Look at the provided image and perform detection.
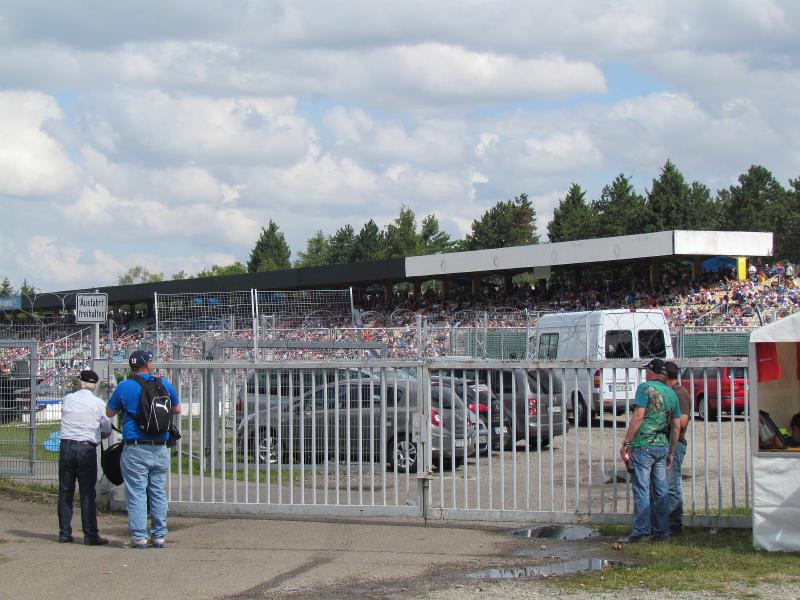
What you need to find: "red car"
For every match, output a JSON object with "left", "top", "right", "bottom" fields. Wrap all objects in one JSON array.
[{"left": 680, "top": 366, "right": 748, "bottom": 419}]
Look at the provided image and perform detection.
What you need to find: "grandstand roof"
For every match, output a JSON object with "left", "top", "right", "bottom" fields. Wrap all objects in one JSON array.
[
  {"left": 406, "top": 230, "right": 773, "bottom": 279},
  {"left": 28, "top": 229, "right": 772, "bottom": 311}
]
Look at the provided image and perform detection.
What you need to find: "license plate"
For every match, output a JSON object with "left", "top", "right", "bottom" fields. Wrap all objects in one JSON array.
[
  {"left": 609, "top": 383, "right": 630, "bottom": 392},
  {"left": 455, "top": 439, "right": 465, "bottom": 448},
  {"left": 550, "top": 406, "right": 561, "bottom": 413},
  {"left": 493, "top": 426, "right": 507, "bottom": 435},
  {"left": 479, "top": 435, "right": 487, "bottom": 444}
]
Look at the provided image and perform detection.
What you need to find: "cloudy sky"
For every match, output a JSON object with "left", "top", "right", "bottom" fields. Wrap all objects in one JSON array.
[{"left": 1, "top": 1, "right": 798, "bottom": 293}]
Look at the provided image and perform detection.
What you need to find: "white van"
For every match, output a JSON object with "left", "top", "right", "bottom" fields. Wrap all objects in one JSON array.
[{"left": 534, "top": 309, "right": 673, "bottom": 424}]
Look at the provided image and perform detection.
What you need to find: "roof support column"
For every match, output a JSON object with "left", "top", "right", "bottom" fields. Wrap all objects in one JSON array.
[
  {"left": 649, "top": 261, "right": 660, "bottom": 287},
  {"left": 503, "top": 273, "right": 512, "bottom": 295},
  {"left": 736, "top": 256, "right": 747, "bottom": 281},
  {"left": 413, "top": 280, "right": 421, "bottom": 298},
  {"left": 440, "top": 279, "right": 449, "bottom": 300},
  {"left": 692, "top": 258, "right": 702, "bottom": 280},
  {"left": 383, "top": 282, "right": 393, "bottom": 303},
  {"left": 471, "top": 275, "right": 481, "bottom": 296}
]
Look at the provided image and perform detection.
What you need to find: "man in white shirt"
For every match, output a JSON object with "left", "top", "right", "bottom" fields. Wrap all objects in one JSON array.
[{"left": 58, "top": 370, "right": 112, "bottom": 545}]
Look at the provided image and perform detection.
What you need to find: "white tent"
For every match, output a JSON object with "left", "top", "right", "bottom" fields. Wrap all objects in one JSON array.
[{"left": 749, "top": 312, "right": 800, "bottom": 551}]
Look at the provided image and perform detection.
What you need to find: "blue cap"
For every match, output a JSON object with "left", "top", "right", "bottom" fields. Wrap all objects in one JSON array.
[{"left": 129, "top": 350, "right": 151, "bottom": 369}]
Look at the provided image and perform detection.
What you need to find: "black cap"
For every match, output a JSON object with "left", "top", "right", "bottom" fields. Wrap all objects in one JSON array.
[
  {"left": 129, "top": 350, "right": 151, "bottom": 369},
  {"left": 642, "top": 358, "right": 669, "bottom": 376},
  {"left": 79, "top": 370, "right": 99, "bottom": 384}
]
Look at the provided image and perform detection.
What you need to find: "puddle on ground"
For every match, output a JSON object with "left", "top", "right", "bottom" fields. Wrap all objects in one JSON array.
[
  {"left": 511, "top": 525, "right": 598, "bottom": 541},
  {"left": 465, "top": 559, "right": 629, "bottom": 580}
]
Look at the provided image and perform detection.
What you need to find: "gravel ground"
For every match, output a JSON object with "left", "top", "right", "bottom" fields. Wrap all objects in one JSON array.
[{"left": 401, "top": 579, "right": 800, "bottom": 600}]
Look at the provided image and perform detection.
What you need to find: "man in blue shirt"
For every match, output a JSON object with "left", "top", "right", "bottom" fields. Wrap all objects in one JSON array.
[{"left": 107, "top": 350, "right": 180, "bottom": 549}]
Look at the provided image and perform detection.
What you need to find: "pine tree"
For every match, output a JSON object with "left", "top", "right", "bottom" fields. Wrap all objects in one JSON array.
[
  {"left": 296, "top": 230, "right": 331, "bottom": 267},
  {"left": 327, "top": 225, "right": 357, "bottom": 264},
  {"left": 353, "top": 220, "right": 385, "bottom": 261},
  {"left": 466, "top": 193, "right": 539, "bottom": 250},
  {"left": 547, "top": 183, "right": 597, "bottom": 242},
  {"left": 247, "top": 220, "right": 291, "bottom": 272}
]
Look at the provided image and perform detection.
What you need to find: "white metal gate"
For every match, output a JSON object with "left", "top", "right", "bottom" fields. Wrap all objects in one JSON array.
[{"left": 117, "top": 358, "right": 750, "bottom": 527}]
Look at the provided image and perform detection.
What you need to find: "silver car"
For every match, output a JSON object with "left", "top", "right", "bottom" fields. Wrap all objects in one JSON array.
[{"left": 237, "top": 374, "right": 476, "bottom": 472}]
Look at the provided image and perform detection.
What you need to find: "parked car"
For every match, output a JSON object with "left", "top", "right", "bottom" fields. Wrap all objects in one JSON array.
[
  {"left": 0, "top": 375, "right": 44, "bottom": 424},
  {"left": 234, "top": 367, "right": 385, "bottom": 425},
  {"left": 429, "top": 375, "right": 512, "bottom": 452},
  {"left": 680, "top": 366, "right": 748, "bottom": 419},
  {"left": 478, "top": 368, "right": 567, "bottom": 449},
  {"left": 237, "top": 374, "right": 476, "bottom": 473}
]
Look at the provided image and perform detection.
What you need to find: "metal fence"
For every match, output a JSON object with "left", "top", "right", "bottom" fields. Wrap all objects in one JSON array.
[{"left": 2, "top": 354, "right": 751, "bottom": 527}]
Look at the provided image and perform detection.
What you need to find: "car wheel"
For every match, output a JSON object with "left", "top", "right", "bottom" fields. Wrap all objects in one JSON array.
[
  {"left": 250, "top": 428, "right": 280, "bottom": 463},
  {"left": 389, "top": 434, "right": 417, "bottom": 473},
  {"left": 575, "top": 395, "right": 588, "bottom": 426},
  {"left": 529, "top": 438, "right": 550, "bottom": 450},
  {"left": 697, "top": 396, "right": 717, "bottom": 421}
]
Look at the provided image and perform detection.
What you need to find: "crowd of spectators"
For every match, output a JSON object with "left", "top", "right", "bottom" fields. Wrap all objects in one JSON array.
[{"left": 3, "top": 262, "right": 800, "bottom": 375}]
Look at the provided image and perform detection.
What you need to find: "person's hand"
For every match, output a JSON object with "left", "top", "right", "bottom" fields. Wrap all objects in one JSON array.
[
  {"left": 666, "top": 454, "right": 673, "bottom": 469},
  {"left": 619, "top": 446, "right": 630, "bottom": 461}
]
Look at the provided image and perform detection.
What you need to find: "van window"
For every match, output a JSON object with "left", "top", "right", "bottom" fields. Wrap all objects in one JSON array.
[
  {"left": 538, "top": 333, "right": 559, "bottom": 359},
  {"left": 638, "top": 329, "right": 667, "bottom": 358},
  {"left": 605, "top": 330, "right": 633, "bottom": 359}
]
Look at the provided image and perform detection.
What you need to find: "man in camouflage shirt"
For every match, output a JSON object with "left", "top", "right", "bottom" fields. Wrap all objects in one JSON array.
[{"left": 620, "top": 358, "right": 682, "bottom": 543}]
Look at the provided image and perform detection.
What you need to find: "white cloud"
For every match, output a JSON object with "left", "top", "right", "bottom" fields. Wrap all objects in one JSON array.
[
  {"left": 0, "top": 91, "right": 78, "bottom": 197},
  {"left": 0, "top": 1, "right": 799, "bottom": 292},
  {"left": 98, "top": 91, "right": 313, "bottom": 166}
]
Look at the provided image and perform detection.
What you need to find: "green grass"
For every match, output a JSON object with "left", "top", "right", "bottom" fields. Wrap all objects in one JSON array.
[
  {"left": 0, "top": 422, "right": 61, "bottom": 461},
  {"left": 0, "top": 476, "right": 58, "bottom": 500},
  {"left": 559, "top": 527, "right": 800, "bottom": 595},
  {"left": 170, "top": 451, "right": 297, "bottom": 484}
]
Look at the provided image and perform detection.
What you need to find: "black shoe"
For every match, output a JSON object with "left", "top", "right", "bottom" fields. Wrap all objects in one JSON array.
[
  {"left": 653, "top": 535, "right": 671, "bottom": 542},
  {"left": 84, "top": 536, "right": 109, "bottom": 546},
  {"left": 58, "top": 536, "right": 74, "bottom": 543},
  {"left": 670, "top": 527, "right": 682, "bottom": 537},
  {"left": 620, "top": 535, "right": 648, "bottom": 544}
]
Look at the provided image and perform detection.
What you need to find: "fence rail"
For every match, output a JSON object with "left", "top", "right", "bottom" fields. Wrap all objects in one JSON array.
[{"left": 1, "top": 348, "right": 751, "bottom": 527}]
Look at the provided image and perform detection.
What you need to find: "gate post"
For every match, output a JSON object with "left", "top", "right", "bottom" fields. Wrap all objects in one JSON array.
[{"left": 416, "top": 362, "right": 431, "bottom": 521}]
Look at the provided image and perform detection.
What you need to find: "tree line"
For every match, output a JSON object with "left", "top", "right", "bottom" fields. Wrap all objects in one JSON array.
[
  {"left": 2, "top": 160, "right": 797, "bottom": 292},
  {"left": 244, "top": 161, "right": 800, "bottom": 275}
]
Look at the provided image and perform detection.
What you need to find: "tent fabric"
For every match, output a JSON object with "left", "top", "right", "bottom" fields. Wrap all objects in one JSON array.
[
  {"left": 750, "top": 314, "right": 800, "bottom": 552},
  {"left": 750, "top": 311, "right": 800, "bottom": 343},
  {"left": 753, "top": 456, "right": 800, "bottom": 551},
  {"left": 755, "top": 342, "right": 781, "bottom": 382}
]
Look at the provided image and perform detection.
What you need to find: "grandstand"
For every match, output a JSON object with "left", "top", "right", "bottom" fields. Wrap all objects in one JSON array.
[{"left": 2, "top": 228, "right": 791, "bottom": 365}]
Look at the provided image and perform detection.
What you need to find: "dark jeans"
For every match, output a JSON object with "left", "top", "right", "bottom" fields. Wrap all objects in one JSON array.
[{"left": 58, "top": 443, "right": 99, "bottom": 539}]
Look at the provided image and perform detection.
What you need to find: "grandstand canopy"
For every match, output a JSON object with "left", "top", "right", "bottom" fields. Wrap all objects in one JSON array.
[
  {"left": 25, "top": 230, "right": 772, "bottom": 312},
  {"left": 406, "top": 230, "right": 773, "bottom": 278}
]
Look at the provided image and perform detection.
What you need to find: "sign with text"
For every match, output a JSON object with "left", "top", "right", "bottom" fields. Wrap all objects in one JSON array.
[{"left": 75, "top": 293, "right": 108, "bottom": 323}]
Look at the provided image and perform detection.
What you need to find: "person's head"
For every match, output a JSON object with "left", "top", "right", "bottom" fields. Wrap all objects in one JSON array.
[
  {"left": 664, "top": 361, "right": 680, "bottom": 383},
  {"left": 128, "top": 350, "right": 151, "bottom": 374},
  {"left": 791, "top": 412, "right": 800, "bottom": 440},
  {"left": 643, "top": 358, "right": 670, "bottom": 383},
  {"left": 78, "top": 369, "right": 99, "bottom": 392}
]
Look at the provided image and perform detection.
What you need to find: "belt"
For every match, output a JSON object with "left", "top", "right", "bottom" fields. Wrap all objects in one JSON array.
[
  {"left": 124, "top": 440, "right": 166, "bottom": 446},
  {"left": 61, "top": 439, "right": 97, "bottom": 447}
]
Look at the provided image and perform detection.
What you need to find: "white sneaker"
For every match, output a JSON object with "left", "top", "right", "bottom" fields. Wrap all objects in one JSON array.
[
  {"left": 125, "top": 538, "right": 148, "bottom": 549},
  {"left": 151, "top": 537, "right": 165, "bottom": 549}
]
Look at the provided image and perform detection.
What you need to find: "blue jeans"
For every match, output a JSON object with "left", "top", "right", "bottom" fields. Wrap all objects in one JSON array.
[
  {"left": 668, "top": 442, "right": 687, "bottom": 532},
  {"left": 631, "top": 445, "right": 670, "bottom": 539},
  {"left": 121, "top": 444, "right": 169, "bottom": 540}
]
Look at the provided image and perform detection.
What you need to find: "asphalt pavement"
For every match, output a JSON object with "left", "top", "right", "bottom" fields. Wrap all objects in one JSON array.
[{"left": 0, "top": 490, "right": 609, "bottom": 600}]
